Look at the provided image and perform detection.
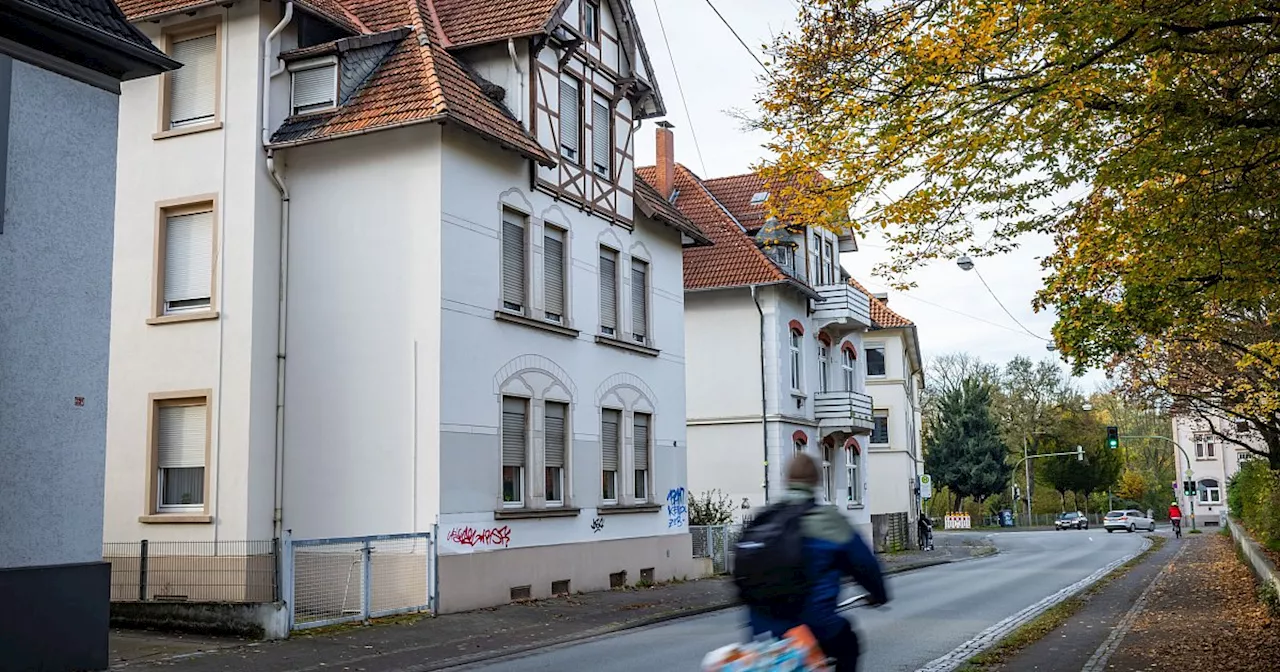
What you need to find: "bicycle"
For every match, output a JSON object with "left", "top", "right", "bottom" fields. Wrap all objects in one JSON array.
[
  {"left": 1172, "top": 518, "right": 1182, "bottom": 539},
  {"left": 701, "top": 594, "right": 881, "bottom": 671}
]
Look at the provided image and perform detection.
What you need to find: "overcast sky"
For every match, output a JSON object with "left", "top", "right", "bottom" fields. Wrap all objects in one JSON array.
[{"left": 629, "top": 0, "right": 1108, "bottom": 389}]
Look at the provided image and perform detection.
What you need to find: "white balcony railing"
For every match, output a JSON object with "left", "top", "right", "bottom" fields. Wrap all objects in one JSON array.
[
  {"left": 812, "top": 284, "right": 873, "bottom": 330},
  {"left": 814, "top": 390, "right": 875, "bottom": 432}
]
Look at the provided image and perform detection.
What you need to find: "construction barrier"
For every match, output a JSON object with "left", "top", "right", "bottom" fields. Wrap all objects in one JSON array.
[{"left": 944, "top": 513, "right": 972, "bottom": 530}]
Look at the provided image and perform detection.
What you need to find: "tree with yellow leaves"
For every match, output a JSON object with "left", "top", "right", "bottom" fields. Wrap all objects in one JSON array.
[{"left": 756, "top": 1, "right": 1280, "bottom": 466}]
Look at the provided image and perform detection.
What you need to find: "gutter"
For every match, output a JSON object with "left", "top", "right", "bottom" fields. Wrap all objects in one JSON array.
[
  {"left": 686, "top": 279, "right": 821, "bottom": 301},
  {"left": 750, "top": 285, "right": 770, "bottom": 505}
]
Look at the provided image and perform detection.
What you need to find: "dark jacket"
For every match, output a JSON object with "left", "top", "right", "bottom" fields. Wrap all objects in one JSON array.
[{"left": 747, "top": 487, "right": 888, "bottom": 643}]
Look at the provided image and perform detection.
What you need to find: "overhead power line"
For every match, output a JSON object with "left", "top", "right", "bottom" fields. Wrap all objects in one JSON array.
[
  {"left": 700, "top": 0, "right": 770, "bottom": 74},
  {"left": 652, "top": 0, "right": 708, "bottom": 176}
]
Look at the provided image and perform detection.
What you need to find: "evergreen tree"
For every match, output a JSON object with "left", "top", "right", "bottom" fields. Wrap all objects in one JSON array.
[{"left": 926, "top": 378, "right": 1012, "bottom": 509}]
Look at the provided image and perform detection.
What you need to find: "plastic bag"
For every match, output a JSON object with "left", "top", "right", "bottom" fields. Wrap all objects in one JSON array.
[{"left": 701, "top": 625, "right": 827, "bottom": 671}]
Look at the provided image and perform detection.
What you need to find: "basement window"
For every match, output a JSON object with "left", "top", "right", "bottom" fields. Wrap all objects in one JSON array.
[{"left": 289, "top": 57, "right": 338, "bottom": 115}]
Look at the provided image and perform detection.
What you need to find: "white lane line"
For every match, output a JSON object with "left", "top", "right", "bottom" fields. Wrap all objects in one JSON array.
[
  {"left": 914, "top": 537, "right": 1153, "bottom": 672},
  {"left": 1079, "top": 540, "right": 1188, "bottom": 672}
]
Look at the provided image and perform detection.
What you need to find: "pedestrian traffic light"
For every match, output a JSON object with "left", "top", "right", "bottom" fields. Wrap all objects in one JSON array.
[
  {"left": 1183, "top": 481, "right": 1196, "bottom": 496},
  {"left": 1106, "top": 426, "right": 1119, "bottom": 449}
]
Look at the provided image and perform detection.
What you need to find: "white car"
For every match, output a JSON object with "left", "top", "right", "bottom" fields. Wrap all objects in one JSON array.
[{"left": 1103, "top": 509, "right": 1155, "bottom": 533}]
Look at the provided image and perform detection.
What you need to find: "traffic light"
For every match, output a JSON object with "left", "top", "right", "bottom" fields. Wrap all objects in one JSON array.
[
  {"left": 1106, "top": 426, "right": 1119, "bottom": 450},
  {"left": 1182, "top": 481, "right": 1196, "bottom": 496}
]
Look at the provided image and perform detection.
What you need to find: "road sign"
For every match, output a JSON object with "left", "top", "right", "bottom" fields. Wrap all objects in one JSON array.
[{"left": 919, "top": 474, "right": 933, "bottom": 500}]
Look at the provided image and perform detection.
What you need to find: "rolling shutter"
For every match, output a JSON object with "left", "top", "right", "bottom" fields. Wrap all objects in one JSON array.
[
  {"left": 158, "top": 404, "right": 206, "bottom": 469},
  {"left": 559, "top": 76, "right": 580, "bottom": 159},
  {"left": 544, "top": 227, "right": 565, "bottom": 319},
  {"left": 502, "top": 397, "right": 527, "bottom": 467},
  {"left": 601, "top": 409, "right": 620, "bottom": 471},
  {"left": 600, "top": 250, "right": 617, "bottom": 333},
  {"left": 169, "top": 34, "right": 217, "bottom": 127},
  {"left": 545, "top": 402, "right": 566, "bottom": 469},
  {"left": 502, "top": 213, "right": 526, "bottom": 309},
  {"left": 631, "top": 260, "right": 648, "bottom": 339},
  {"left": 164, "top": 210, "right": 213, "bottom": 311},
  {"left": 592, "top": 95, "right": 611, "bottom": 177},
  {"left": 292, "top": 63, "right": 337, "bottom": 113},
  {"left": 633, "top": 413, "right": 650, "bottom": 469}
]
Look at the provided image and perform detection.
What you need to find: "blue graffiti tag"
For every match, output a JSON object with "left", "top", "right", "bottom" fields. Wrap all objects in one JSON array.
[{"left": 666, "top": 487, "right": 687, "bottom": 528}]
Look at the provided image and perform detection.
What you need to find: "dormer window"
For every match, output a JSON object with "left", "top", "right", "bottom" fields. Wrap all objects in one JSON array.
[
  {"left": 289, "top": 57, "right": 338, "bottom": 115},
  {"left": 750, "top": 191, "right": 769, "bottom": 205},
  {"left": 584, "top": 1, "right": 599, "bottom": 41}
]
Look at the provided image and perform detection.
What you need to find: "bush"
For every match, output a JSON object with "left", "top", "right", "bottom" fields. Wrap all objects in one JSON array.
[
  {"left": 1227, "top": 461, "right": 1280, "bottom": 547},
  {"left": 688, "top": 489, "right": 736, "bottom": 526}
]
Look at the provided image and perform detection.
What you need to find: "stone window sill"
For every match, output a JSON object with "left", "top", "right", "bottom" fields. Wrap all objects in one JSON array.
[
  {"left": 139, "top": 514, "right": 213, "bottom": 524},
  {"left": 494, "top": 507, "right": 582, "bottom": 520},
  {"left": 147, "top": 310, "right": 219, "bottom": 326},
  {"left": 597, "top": 504, "right": 663, "bottom": 515},
  {"left": 594, "top": 335, "right": 659, "bottom": 357},
  {"left": 153, "top": 121, "right": 223, "bottom": 140},
  {"left": 494, "top": 311, "right": 580, "bottom": 338}
]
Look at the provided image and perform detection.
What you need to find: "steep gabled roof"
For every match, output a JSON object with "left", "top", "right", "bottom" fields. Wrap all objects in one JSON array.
[
  {"left": 633, "top": 177, "right": 711, "bottom": 246},
  {"left": 702, "top": 169, "right": 827, "bottom": 232},
  {"left": 431, "top": 0, "right": 560, "bottom": 47},
  {"left": 639, "top": 164, "right": 798, "bottom": 291}
]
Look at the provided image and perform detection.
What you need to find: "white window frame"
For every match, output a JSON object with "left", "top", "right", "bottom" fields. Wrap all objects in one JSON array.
[
  {"left": 591, "top": 92, "right": 612, "bottom": 179},
  {"left": 630, "top": 257, "right": 650, "bottom": 345},
  {"left": 501, "top": 396, "right": 528, "bottom": 508},
  {"left": 818, "top": 342, "right": 830, "bottom": 393},
  {"left": 822, "top": 445, "right": 834, "bottom": 504},
  {"left": 794, "top": 439, "right": 805, "bottom": 455},
  {"left": 825, "top": 239, "right": 837, "bottom": 282},
  {"left": 583, "top": 0, "right": 599, "bottom": 41},
  {"left": 633, "top": 412, "right": 652, "bottom": 504},
  {"left": 288, "top": 56, "right": 339, "bottom": 115},
  {"left": 161, "top": 22, "right": 220, "bottom": 133},
  {"left": 154, "top": 398, "right": 209, "bottom": 513},
  {"left": 871, "top": 410, "right": 890, "bottom": 446},
  {"left": 846, "top": 446, "right": 861, "bottom": 505},
  {"left": 789, "top": 329, "right": 803, "bottom": 392},
  {"left": 601, "top": 408, "right": 621, "bottom": 504},
  {"left": 157, "top": 200, "right": 216, "bottom": 319},
  {"left": 842, "top": 348, "right": 856, "bottom": 391},
  {"left": 544, "top": 401, "right": 568, "bottom": 507},
  {"left": 559, "top": 74, "right": 582, "bottom": 162},
  {"left": 500, "top": 208, "right": 529, "bottom": 314},
  {"left": 543, "top": 224, "right": 568, "bottom": 324},
  {"left": 599, "top": 246, "right": 620, "bottom": 336},
  {"left": 1198, "top": 480, "right": 1221, "bottom": 504},
  {"left": 865, "top": 344, "right": 887, "bottom": 378}
]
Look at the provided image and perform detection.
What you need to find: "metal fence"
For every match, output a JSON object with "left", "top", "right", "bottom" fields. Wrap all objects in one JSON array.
[
  {"left": 103, "top": 540, "right": 278, "bottom": 603},
  {"left": 285, "top": 531, "right": 435, "bottom": 631},
  {"left": 690, "top": 525, "right": 741, "bottom": 575}
]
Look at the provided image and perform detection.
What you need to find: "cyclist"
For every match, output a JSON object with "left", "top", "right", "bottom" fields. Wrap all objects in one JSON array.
[
  {"left": 742, "top": 454, "right": 888, "bottom": 671},
  {"left": 1169, "top": 501, "right": 1183, "bottom": 538}
]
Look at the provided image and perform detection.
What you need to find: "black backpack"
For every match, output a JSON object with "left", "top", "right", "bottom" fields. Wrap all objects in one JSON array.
[{"left": 732, "top": 498, "right": 816, "bottom": 618}]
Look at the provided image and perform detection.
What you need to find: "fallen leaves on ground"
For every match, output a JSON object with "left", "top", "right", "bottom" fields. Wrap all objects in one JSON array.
[{"left": 1108, "top": 534, "right": 1278, "bottom": 671}]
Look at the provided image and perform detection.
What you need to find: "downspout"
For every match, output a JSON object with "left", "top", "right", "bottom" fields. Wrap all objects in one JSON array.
[
  {"left": 264, "top": 0, "right": 294, "bottom": 539},
  {"left": 751, "top": 286, "right": 770, "bottom": 505},
  {"left": 507, "top": 39, "right": 524, "bottom": 124}
]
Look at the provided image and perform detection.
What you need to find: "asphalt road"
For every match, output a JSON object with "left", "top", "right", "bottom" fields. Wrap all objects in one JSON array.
[{"left": 452, "top": 530, "right": 1150, "bottom": 672}]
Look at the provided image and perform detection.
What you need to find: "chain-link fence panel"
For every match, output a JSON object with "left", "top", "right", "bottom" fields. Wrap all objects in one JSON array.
[
  {"left": 103, "top": 540, "right": 276, "bottom": 603},
  {"left": 287, "top": 532, "right": 434, "bottom": 631}
]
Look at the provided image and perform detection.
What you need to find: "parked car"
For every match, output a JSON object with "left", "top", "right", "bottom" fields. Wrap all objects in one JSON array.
[
  {"left": 1103, "top": 509, "right": 1155, "bottom": 533},
  {"left": 1055, "top": 511, "right": 1089, "bottom": 530}
]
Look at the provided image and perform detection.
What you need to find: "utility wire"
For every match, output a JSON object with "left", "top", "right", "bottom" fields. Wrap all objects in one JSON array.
[
  {"left": 971, "top": 268, "right": 1053, "bottom": 342},
  {"left": 652, "top": 0, "right": 708, "bottom": 176},
  {"left": 701, "top": 0, "right": 771, "bottom": 74},
  {"left": 858, "top": 278, "right": 1048, "bottom": 341}
]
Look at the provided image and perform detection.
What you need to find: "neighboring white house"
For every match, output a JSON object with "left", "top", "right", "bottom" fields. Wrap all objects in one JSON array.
[
  {"left": 853, "top": 284, "right": 925, "bottom": 551},
  {"left": 1171, "top": 414, "right": 1268, "bottom": 526},
  {"left": 640, "top": 152, "right": 878, "bottom": 541},
  {"left": 0, "top": 1, "right": 174, "bottom": 667},
  {"left": 101, "top": 0, "right": 710, "bottom": 613}
]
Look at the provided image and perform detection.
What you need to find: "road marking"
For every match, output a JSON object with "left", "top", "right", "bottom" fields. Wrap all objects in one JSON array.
[
  {"left": 914, "top": 538, "right": 1153, "bottom": 672},
  {"left": 1079, "top": 540, "right": 1188, "bottom": 672}
]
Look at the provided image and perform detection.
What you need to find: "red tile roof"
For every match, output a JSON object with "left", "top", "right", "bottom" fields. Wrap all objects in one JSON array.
[
  {"left": 432, "top": 0, "right": 560, "bottom": 48},
  {"left": 848, "top": 278, "right": 914, "bottom": 328},
  {"left": 633, "top": 178, "right": 711, "bottom": 246},
  {"left": 702, "top": 169, "right": 826, "bottom": 231},
  {"left": 639, "top": 164, "right": 794, "bottom": 291}
]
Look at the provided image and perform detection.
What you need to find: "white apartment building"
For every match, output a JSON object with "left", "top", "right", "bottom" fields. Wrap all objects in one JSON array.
[
  {"left": 101, "top": 0, "right": 710, "bottom": 612},
  {"left": 1172, "top": 414, "right": 1268, "bottom": 526},
  {"left": 855, "top": 285, "right": 925, "bottom": 551},
  {"left": 646, "top": 154, "right": 878, "bottom": 540}
]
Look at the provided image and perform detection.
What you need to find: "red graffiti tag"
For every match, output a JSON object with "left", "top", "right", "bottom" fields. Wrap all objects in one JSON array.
[{"left": 447, "top": 525, "right": 513, "bottom": 548}]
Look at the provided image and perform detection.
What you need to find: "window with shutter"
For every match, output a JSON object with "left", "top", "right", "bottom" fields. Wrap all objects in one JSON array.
[
  {"left": 544, "top": 226, "right": 566, "bottom": 323},
  {"left": 163, "top": 208, "right": 214, "bottom": 314},
  {"left": 291, "top": 60, "right": 338, "bottom": 114},
  {"left": 502, "top": 397, "right": 527, "bottom": 505},
  {"left": 157, "top": 402, "right": 207, "bottom": 510},
  {"left": 599, "top": 248, "right": 618, "bottom": 335},
  {"left": 601, "top": 408, "right": 620, "bottom": 502},
  {"left": 633, "top": 413, "right": 650, "bottom": 502},
  {"left": 502, "top": 210, "right": 526, "bottom": 312},
  {"left": 592, "top": 94, "right": 611, "bottom": 178},
  {"left": 559, "top": 76, "right": 581, "bottom": 161},
  {"left": 631, "top": 260, "right": 648, "bottom": 343},
  {"left": 167, "top": 32, "right": 217, "bottom": 128},
  {"left": 545, "top": 402, "right": 567, "bottom": 504}
]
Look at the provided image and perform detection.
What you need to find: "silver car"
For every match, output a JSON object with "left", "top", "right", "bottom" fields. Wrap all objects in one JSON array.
[{"left": 1103, "top": 509, "right": 1155, "bottom": 533}]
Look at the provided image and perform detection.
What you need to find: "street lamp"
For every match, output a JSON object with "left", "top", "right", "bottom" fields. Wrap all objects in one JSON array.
[
  {"left": 956, "top": 255, "right": 1056, "bottom": 352},
  {"left": 956, "top": 255, "right": 975, "bottom": 271}
]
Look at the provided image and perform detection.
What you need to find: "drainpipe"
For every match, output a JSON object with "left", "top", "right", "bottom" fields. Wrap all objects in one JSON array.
[
  {"left": 751, "top": 286, "right": 770, "bottom": 505},
  {"left": 507, "top": 39, "right": 524, "bottom": 124},
  {"left": 264, "top": 0, "right": 294, "bottom": 539}
]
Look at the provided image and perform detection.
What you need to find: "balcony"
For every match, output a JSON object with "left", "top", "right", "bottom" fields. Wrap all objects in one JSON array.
[
  {"left": 814, "top": 390, "right": 875, "bottom": 433},
  {"left": 812, "top": 284, "right": 873, "bottom": 332}
]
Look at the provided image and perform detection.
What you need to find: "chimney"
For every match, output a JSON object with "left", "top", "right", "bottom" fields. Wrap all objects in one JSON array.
[
  {"left": 655, "top": 121, "right": 675, "bottom": 199},
  {"left": 873, "top": 292, "right": 889, "bottom": 305}
]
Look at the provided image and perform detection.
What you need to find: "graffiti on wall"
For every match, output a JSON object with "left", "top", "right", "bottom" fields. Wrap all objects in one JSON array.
[
  {"left": 447, "top": 525, "right": 513, "bottom": 548},
  {"left": 666, "top": 487, "right": 688, "bottom": 528},
  {"left": 591, "top": 517, "right": 605, "bottom": 533}
]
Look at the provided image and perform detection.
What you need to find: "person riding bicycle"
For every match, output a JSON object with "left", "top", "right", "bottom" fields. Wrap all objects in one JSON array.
[
  {"left": 740, "top": 454, "right": 889, "bottom": 671},
  {"left": 1169, "top": 502, "right": 1183, "bottom": 531}
]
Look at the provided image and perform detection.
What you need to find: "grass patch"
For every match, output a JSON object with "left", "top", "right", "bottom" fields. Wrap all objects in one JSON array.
[
  {"left": 958, "top": 536, "right": 1166, "bottom": 671},
  {"left": 1189, "top": 529, "right": 1203, "bottom": 534}
]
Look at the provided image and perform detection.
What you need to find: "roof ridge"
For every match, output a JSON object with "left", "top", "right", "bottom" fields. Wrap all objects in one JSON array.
[
  {"left": 327, "top": 0, "right": 372, "bottom": 34},
  {"left": 674, "top": 164, "right": 787, "bottom": 286}
]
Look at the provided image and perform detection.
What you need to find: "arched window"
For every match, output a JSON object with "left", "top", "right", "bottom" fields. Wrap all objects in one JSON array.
[
  {"left": 789, "top": 328, "right": 803, "bottom": 391},
  {"left": 818, "top": 342, "right": 830, "bottom": 393},
  {"left": 495, "top": 356, "right": 575, "bottom": 509},
  {"left": 841, "top": 343, "right": 857, "bottom": 391},
  {"left": 1198, "top": 478, "right": 1221, "bottom": 504}
]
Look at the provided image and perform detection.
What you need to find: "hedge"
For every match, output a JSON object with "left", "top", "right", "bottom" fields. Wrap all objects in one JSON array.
[{"left": 1227, "top": 461, "right": 1280, "bottom": 550}]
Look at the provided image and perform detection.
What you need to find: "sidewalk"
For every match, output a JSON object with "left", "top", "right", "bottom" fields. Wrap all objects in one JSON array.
[{"left": 110, "top": 537, "right": 991, "bottom": 670}]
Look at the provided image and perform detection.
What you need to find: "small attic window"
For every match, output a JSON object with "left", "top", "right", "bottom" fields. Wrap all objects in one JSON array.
[
  {"left": 750, "top": 191, "right": 769, "bottom": 205},
  {"left": 289, "top": 57, "right": 339, "bottom": 115}
]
